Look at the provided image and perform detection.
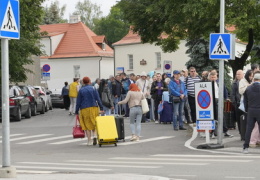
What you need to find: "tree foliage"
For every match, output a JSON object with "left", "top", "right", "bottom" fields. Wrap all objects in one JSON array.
[
  {"left": 73, "top": 0, "right": 102, "bottom": 30},
  {"left": 93, "top": 5, "right": 129, "bottom": 46},
  {"left": 0, "top": 0, "right": 44, "bottom": 83},
  {"left": 42, "top": 0, "right": 67, "bottom": 24},
  {"left": 118, "top": 0, "right": 260, "bottom": 78}
]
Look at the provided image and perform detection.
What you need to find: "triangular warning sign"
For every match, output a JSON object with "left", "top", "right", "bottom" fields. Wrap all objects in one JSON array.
[
  {"left": 211, "top": 35, "right": 229, "bottom": 55},
  {"left": 0, "top": 1, "right": 18, "bottom": 32}
]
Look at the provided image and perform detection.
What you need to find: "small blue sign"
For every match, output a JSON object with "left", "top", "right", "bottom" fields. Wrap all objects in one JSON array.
[
  {"left": 0, "top": 0, "right": 20, "bottom": 39},
  {"left": 210, "top": 33, "right": 231, "bottom": 59},
  {"left": 199, "top": 111, "right": 211, "bottom": 119},
  {"left": 42, "top": 72, "right": 50, "bottom": 77},
  {"left": 196, "top": 120, "right": 215, "bottom": 130}
]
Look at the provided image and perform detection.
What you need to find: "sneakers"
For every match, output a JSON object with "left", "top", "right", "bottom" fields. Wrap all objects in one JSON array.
[
  {"left": 224, "top": 132, "right": 234, "bottom": 138},
  {"left": 155, "top": 120, "right": 159, "bottom": 124},
  {"left": 69, "top": 112, "right": 72, "bottom": 115},
  {"left": 130, "top": 135, "right": 137, "bottom": 141},
  {"left": 136, "top": 136, "right": 140, "bottom": 142},
  {"left": 87, "top": 140, "right": 93, "bottom": 146},
  {"left": 211, "top": 133, "right": 216, "bottom": 139},
  {"left": 179, "top": 127, "right": 187, "bottom": 130},
  {"left": 242, "top": 148, "right": 249, "bottom": 154},
  {"left": 249, "top": 144, "right": 257, "bottom": 148},
  {"left": 174, "top": 128, "right": 178, "bottom": 131},
  {"left": 93, "top": 137, "right": 97, "bottom": 146}
]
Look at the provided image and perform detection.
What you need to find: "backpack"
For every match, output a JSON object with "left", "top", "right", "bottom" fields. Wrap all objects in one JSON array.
[{"left": 122, "top": 79, "right": 129, "bottom": 92}]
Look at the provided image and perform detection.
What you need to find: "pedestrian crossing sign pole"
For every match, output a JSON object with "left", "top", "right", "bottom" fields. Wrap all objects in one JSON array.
[
  {"left": 209, "top": 33, "right": 235, "bottom": 60},
  {"left": 0, "top": 0, "right": 19, "bottom": 177}
]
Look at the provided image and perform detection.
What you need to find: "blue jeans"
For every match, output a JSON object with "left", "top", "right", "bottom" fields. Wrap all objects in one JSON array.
[
  {"left": 103, "top": 106, "right": 111, "bottom": 115},
  {"left": 113, "top": 96, "right": 120, "bottom": 115},
  {"left": 172, "top": 101, "right": 184, "bottom": 129},
  {"left": 129, "top": 106, "right": 142, "bottom": 136}
]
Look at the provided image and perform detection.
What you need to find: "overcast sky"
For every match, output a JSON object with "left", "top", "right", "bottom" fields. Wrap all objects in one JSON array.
[{"left": 42, "top": 0, "right": 118, "bottom": 19}]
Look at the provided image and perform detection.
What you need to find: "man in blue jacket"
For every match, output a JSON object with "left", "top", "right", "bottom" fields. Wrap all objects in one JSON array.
[{"left": 169, "top": 70, "right": 187, "bottom": 131}]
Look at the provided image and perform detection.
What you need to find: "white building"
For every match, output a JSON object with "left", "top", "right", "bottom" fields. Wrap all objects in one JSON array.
[
  {"left": 39, "top": 20, "right": 114, "bottom": 90},
  {"left": 113, "top": 29, "right": 189, "bottom": 76}
]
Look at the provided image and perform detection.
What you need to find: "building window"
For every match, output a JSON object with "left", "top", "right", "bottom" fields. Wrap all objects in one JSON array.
[
  {"left": 128, "top": 54, "right": 133, "bottom": 70},
  {"left": 74, "top": 65, "right": 80, "bottom": 78},
  {"left": 155, "top": 52, "right": 161, "bottom": 68}
]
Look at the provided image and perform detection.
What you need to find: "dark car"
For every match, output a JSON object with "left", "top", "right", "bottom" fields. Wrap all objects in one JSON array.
[
  {"left": 5, "top": 85, "right": 31, "bottom": 121},
  {"left": 19, "top": 85, "right": 45, "bottom": 116},
  {"left": 50, "top": 89, "right": 64, "bottom": 108}
]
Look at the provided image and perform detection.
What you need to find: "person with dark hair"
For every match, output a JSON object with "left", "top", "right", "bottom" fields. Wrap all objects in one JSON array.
[
  {"left": 251, "top": 64, "right": 259, "bottom": 73},
  {"left": 75, "top": 77, "right": 103, "bottom": 146},
  {"left": 161, "top": 73, "right": 168, "bottom": 82},
  {"left": 61, "top": 81, "right": 70, "bottom": 110},
  {"left": 242, "top": 73, "right": 260, "bottom": 154},
  {"left": 112, "top": 75, "right": 122, "bottom": 115},
  {"left": 98, "top": 79, "right": 114, "bottom": 115},
  {"left": 120, "top": 72, "right": 130, "bottom": 117},
  {"left": 118, "top": 84, "right": 144, "bottom": 141},
  {"left": 150, "top": 73, "right": 168, "bottom": 123}
]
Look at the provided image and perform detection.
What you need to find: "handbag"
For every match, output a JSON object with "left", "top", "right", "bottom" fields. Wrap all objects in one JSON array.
[
  {"left": 158, "top": 101, "right": 164, "bottom": 115},
  {"left": 141, "top": 98, "right": 149, "bottom": 114},
  {"left": 73, "top": 115, "right": 85, "bottom": 138},
  {"left": 101, "top": 91, "right": 112, "bottom": 108},
  {"left": 169, "top": 95, "right": 180, "bottom": 103},
  {"left": 238, "top": 96, "right": 245, "bottom": 112}
]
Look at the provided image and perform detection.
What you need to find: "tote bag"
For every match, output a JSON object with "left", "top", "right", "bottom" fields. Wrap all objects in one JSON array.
[
  {"left": 141, "top": 98, "right": 149, "bottom": 114},
  {"left": 238, "top": 96, "right": 245, "bottom": 112}
]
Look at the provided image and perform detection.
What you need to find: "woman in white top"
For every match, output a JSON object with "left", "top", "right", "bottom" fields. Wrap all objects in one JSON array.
[
  {"left": 118, "top": 83, "right": 144, "bottom": 141},
  {"left": 239, "top": 70, "right": 253, "bottom": 95}
]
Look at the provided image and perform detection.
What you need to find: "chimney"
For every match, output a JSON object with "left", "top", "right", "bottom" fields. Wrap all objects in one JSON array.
[{"left": 69, "top": 15, "right": 81, "bottom": 23}]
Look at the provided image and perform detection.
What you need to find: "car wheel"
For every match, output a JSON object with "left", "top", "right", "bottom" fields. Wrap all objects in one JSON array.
[
  {"left": 14, "top": 107, "right": 22, "bottom": 121},
  {"left": 31, "top": 104, "right": 37, "bottom": 116},
  {"left": 25, "top": 105, "right": 32, "bottom": 119},
  {"left": 40, "top": 102, "right": 45, "bottom": 114}
]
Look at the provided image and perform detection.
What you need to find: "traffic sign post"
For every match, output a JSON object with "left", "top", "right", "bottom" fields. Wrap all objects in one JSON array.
[
  {"left": 0, "top": 0, "right": 19, "bottom": 177},
  {"left": 195, "top": 82, "right": 215, "bottom": 144}
]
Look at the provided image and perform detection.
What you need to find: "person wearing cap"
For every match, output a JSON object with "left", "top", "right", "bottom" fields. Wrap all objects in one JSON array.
[
  {"left": 136, "top": 71, "right": 151, "bottom": 122},
  {"left": 169, "top": 70, "right": 187, "bottom": 130},
  {"left": 242, "top": 72, "right": 260, "bottom": 154}
]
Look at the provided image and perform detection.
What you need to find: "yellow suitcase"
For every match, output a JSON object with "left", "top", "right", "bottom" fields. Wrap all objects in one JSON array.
[{"left": 96, "top": 116, "right": 118, "bottom": 147}]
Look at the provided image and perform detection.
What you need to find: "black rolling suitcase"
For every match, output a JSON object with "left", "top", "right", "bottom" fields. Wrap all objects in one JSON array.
[
  {"left": 115, "top": 116, "right": 125, "bottom": 141},
  {"left": 114, "top": 106, "right": 125, "bottom": 141},
  {"left": 224, "top": 101, "right": 236, "bottom": 129},
  {"left": 240, "top": 114, "right": 246, "bottom": 141}
]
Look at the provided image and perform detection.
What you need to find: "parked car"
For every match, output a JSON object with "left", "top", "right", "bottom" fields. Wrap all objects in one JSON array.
[
  {"left": 19, "top": 85, "right": 45, "bottom": 115},
  {"left": 1, "top": 85, "right": 32, "bottom": 121},
  {"left": 33, "top": 86, "right": 53, "bottom": 112},
  {"left": 50, "top": 89, "right": 64, "bottom": 108}
]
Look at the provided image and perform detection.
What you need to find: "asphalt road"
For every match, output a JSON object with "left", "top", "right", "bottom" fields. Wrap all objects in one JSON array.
[{"left": 0, "top": 108, "right": 260, "bottom": 180}]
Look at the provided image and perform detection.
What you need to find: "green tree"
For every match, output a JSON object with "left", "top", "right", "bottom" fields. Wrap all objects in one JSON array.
[
  {"left": 0, "top": 0, "right": 44, "bottom": 83},
  {"left": 93, "top": 5, "right": 129, "bottom": 46},
  {"left": 118, "top": 0, "right": 259, "bottom": 78},
  {"left": 42, "top": 0, "right": 67, "bottom": 24},
  {"left": 73, "top": 0, "right": 102, "bottom": 30}
]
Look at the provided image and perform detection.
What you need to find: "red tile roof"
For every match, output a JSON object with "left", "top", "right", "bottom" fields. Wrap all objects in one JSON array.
[
  {"left": 113, "top": 28, "right": 141, "bottom": 46},
  {"left": 40, "top": 22, "right": 113, "bottom": 59}
]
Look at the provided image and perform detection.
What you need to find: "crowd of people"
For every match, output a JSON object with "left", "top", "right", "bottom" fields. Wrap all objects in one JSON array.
[{"left": 60, "top": 65, "right": 260, "bottom": 153}]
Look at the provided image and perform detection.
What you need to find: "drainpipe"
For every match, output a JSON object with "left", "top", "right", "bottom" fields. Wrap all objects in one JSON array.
[
  {"left": 113, "top": 47, "right": 116, "bottom": 76},
  {"left": 99, "top": 57, "right": 103, "bottom": 78},
  {"left": 48, "top": 36, "right": 52, "bottom": 56}
]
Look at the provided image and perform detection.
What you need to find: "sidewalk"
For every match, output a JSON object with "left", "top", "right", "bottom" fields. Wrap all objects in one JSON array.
[
  {"left": 3, "top": 173, "right": 170, "bottom": 180},
  {"left": 189, "top": 124, "right": 260, "bottom": 154}
]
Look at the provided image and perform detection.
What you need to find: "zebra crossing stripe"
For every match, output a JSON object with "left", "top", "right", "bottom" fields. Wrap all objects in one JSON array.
[
  {"left": 17, "top": 162, "right": 160, "bottom": 169},
  {"left": 119, "top": 136, "right": 174, "bottom": 146},
  {"left": 152, "top": 154, "right": 260, "bottom": 159},
  {"left": 17, "top": 135, "right": 71, "bottom": 144},
  {"left": 0, "top": 134, "right": 23, "bottom": 139},
  {"left": 8, "top": 134, "right": 52, "bottom": 142}
]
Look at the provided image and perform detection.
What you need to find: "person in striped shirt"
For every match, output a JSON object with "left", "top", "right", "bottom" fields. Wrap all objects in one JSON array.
[{"left": 185, "top": 67, "right": 201, "bottom": 123}]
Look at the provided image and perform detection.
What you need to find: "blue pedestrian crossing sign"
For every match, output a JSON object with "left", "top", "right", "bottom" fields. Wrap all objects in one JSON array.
[
  {"left": 0, "top": 0, "right": 20, "bottom": 39},
  {"left": 209, "top": 33, "right": 235, "bottom": 60}
]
